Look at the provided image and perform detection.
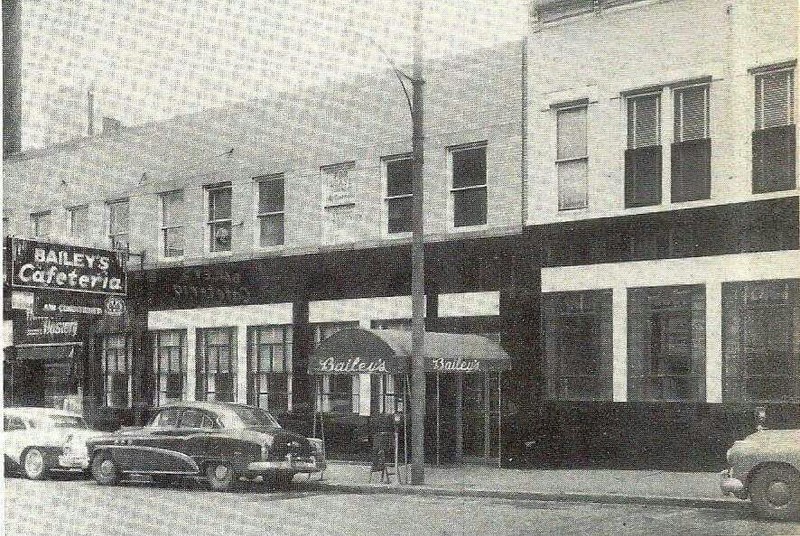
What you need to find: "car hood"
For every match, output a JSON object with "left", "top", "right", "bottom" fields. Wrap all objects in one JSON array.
[{"left": 741, "top": 429, "right": 800, "bottom": 444}]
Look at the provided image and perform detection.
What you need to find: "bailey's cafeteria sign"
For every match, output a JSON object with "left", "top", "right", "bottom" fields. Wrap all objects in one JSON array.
[{"left": 11, "top": 238, "right": 127, "bottom": 295}]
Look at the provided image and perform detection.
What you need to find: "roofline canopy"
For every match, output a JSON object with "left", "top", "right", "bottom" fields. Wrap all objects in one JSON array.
[{"left": 308, "top": 328, "right": 512, "bottom": 375}]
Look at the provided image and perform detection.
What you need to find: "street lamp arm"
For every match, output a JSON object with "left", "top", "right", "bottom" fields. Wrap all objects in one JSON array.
[{"left": 359, "top": 32, "right": 416, "bottom": 117}]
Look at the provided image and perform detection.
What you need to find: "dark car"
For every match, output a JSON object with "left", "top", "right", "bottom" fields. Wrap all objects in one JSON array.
[{"left": 86, "top": 401, "right": 326, "bottom": 491}]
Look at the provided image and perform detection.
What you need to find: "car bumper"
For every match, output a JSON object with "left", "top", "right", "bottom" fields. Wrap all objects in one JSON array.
[
  {"left": 247, "top": 456, "right": 326, "bottom": 473},
  {"left": 58, "top": 453, "right": 90, "bottom": 470},
  {"left": 719, "top": 469, "right": 746, "bottom": 498}
]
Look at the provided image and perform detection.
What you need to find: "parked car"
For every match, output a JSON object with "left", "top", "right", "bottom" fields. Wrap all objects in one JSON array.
[
  {"left": 85, "top": 401, "right": 326, "bottom": 491},
  {"left": 720, "top": 429, "right": 800, "bottom": 520},
  {"left": 4, "top": 407, "right": 100, "bottom": 480}
]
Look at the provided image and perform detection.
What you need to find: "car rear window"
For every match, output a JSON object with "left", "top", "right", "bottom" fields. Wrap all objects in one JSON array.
[{"left": 224, "top": 406, "right": 280, "bottom": 429}]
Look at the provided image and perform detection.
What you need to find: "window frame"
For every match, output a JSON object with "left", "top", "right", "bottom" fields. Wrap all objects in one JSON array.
[
  {"left": 151, "top": 329, "right": 187, "bottom": 406},
  {"left": 247, "top": 325, "right": 293, "bottom": 414},
  {"left": 627, "top": 285, "right": 706, "bottom": 402},
  {"left": 313, "top": 322, "right": 360, "bottom": 414},
  {"left": 196, "top": 327, "right": 237, "bottom": 402},
  {"left": 205, "top": 183, "right": 233, "bottom": 254},
  {"left": 542, "top": 290, "right": 613, "bottom": 402},
  {"left": 159, "top": 189, "right": 185, "bottom": 259},
  {"left": 625, "top": 91, "right": 663, "bottom": 208},
  {"left": 752, "top": 65, "right": 796, "bottom": 193},
  {"left": 254, "top": 174, "right": 285, "bottom": 249},
  {"left": 554, "top": 103, "right": 589, "bottom": 211},
  {"left": 382, "top": 154, "right": 413, "bottom": 237},
  {"left": 102, "top": 333, "right": 132, "bottom": 408},
  {"left": 67, "top": 205, "right": 89, "bottom": 238},
  {"left": 107, "top": 198, "right": 130, "bottom": 251},
  {"left": 449, "top": 142, "right": 489, "bottom": 229},
  {"left": 30, "top": 210, "right": 52, "bottom": 238}
]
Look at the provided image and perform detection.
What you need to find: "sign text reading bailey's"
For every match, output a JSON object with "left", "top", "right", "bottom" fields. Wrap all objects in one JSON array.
[{"left": 11, "top": 238, "right": 127, "bottom": 295}]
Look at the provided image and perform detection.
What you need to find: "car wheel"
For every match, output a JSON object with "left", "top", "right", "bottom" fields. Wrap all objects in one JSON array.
[
  {"left": 206, "top": 462, "right": 235, "bottom": 492},
  {"left": 749, "top": 464, "right": 800, "bottom": 521},
  {"left": 91, "top": 452, "right": 121, "bottom": 486},
  {"left": 22, "top": 448, "right": 47, "bottom": 480}
]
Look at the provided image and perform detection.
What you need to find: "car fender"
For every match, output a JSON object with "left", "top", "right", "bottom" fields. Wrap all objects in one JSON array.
[{"left": 90, "top": 445, "right": 200, "bottom": 475}]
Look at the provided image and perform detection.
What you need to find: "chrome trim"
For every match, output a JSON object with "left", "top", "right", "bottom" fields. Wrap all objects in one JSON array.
[{"left": 93, "top": 444, "right": 200, "bottom": 474}]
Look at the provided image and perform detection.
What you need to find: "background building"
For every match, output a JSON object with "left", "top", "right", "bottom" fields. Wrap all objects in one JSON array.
[{"left": 3, "top": 0, "right": 798, "bottom": 469}]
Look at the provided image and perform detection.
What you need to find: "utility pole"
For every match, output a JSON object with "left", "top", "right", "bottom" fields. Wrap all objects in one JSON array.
[{"left": 410, "top": 0, "right": 426, "bottom": 485}]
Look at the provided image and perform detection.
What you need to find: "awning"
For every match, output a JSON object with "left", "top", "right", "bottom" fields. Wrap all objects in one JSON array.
[{"left": 307, "top": 328, "right": 512, "bottom": 374}]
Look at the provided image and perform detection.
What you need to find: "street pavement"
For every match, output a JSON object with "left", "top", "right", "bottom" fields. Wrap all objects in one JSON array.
[{"left": 5, "top": 474, "right": 800, "bottom": 536}]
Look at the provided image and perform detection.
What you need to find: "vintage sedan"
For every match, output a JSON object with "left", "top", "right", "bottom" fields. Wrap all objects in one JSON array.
[
  {"left": 4, "top": 407, "right": 99, "bottom": 480},
  {"left": 720, "top": 429, "right": 800, "bottom": 520},
  {"left": 86, "top": 401, "right": 326, "bottom": 491}
]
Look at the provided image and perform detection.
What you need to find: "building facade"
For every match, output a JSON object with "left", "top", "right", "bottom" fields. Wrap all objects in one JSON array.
[{"left": 3, "top": 0, "right": 798, "bottom": 469}]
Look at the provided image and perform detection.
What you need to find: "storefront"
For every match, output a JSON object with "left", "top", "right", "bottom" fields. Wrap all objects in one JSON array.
[
  {"left": 4, "top": 238, "right": 128, "bottom": 416},
  {"left": 308, "top": 328, "right": 512, "bottom": 466}
]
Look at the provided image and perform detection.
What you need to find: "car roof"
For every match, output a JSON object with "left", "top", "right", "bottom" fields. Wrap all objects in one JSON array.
[
  {"left": 4, "top": 407, "right": 84, "bottom": 418},
  {"left": 154, "top": 401, "right": 250, "bottom": 412}
]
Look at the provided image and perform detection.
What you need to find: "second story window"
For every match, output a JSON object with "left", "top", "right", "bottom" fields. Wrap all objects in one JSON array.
[
  {"left": 384, "top": 156, "right": 412, "bottom": 234},
  {"left": 672, "top": 84, "right": 711, "bottom": 202},
  {"left": 108, "top": 199, "right": 129, "bottom": 250},
  {"left": 625, "top": 93, "right": 662, "bottom": 208},
  {"left": 31, "top": 211, "right": 52, "bottom": 238},
  {"left": 161, "top": 190, "right": 184, "bottom": 258},
  {"left": 68, "top": 205, "right": 89, "bottom": 237},
  {"left": 256, "top": 175, "right": 284, "bottom": 247},
  {"left": 556, "top": 105, "right": 588, "bottom": 210},
  {"left": 207, "top": 183, "right": 232, "bottom": 253},
  {"left": 450, "top": 143, "right": 487, "bottom": 227},
  {"left": 753, "top": 66, "right": 795, "bottom": 193}
]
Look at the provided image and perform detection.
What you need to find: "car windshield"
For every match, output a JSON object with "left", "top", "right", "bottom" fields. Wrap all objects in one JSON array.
[
  {"left": 223, "top": 405, "right": 281, "bottom": 429},
  {"left": 32, "top": 415, "right": 87, "bottom": 429}
]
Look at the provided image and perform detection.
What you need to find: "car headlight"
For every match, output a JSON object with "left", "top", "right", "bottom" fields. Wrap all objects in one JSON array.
[{"left": 63, "top": 434, "right": 74, "bottom": 454}]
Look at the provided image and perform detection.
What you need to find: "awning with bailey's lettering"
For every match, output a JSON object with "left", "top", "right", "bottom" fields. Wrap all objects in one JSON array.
[{"left": 307, "top": 328, "right": 512, "bottom": 375}]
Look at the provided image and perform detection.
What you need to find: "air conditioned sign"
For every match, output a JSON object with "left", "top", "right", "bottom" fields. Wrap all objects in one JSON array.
[{"left": 11, "top": 238, "right": 127, "bottom": 295}]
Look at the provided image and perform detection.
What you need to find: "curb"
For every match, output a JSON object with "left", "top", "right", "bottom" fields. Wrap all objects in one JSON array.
[{"left": 312, "top": 482, "right": 747, "bottom": 511}]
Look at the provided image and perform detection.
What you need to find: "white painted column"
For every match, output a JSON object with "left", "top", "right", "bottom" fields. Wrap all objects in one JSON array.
[
  {"left": 185, "top": 328, "right": 196, "bottom": 401},
  {"left": 612, "top": 287, "right": 628, "bottom": 402},
  {"left": 236, "top": 325, "right": 248, "bottom": 404},
  {"left": 706, "top": 281, "right": 723, "bottom": 403}
]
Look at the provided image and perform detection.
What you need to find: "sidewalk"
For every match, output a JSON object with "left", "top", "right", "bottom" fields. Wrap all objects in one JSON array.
[{"left": 313, "top": 462, "right": 744, "bottom": 510}]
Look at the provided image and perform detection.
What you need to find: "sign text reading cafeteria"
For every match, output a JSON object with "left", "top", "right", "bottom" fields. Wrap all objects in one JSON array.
[{"left": 11, "top": 238, "right": 127, "bottom": 295}]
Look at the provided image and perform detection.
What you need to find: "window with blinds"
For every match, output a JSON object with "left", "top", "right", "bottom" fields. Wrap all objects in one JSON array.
[
  {"left": 556, "top": 105, "right": 588, "bottom": 210},
  {"left": 753, "top": 67, "right": 796, "bottom": 193},
  {"left": 247, "top": 325, "right": 292, "bottom": 414},
  {"left": 542, "top": 290, "right": 613, "bottom": 401},
  {"left": 627, "top": 285, "right": 706, "bottom": 402},
  {"left": 625, "top": 93, "right": 662, "bottom": 207},
  {"left": 196, "top": 327, "right": 237, "bottom": 402},
  {"left": 152, "top": 330, "right": 186, "bottom": 405},
  {"left": 672, "top": 84, "right": 711, "bottom": 202}
]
